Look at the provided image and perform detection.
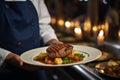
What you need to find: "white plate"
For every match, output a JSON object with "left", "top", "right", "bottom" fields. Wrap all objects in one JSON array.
[{"left": 20, "top": 45, "right": 102, "bottom": 67}]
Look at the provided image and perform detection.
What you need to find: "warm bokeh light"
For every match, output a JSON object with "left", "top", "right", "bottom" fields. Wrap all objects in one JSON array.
[
  {"left": 83, "top": 19, "right": 91, "bottom": 33},
  {"left": 118, "top": 30, "right": 120, "bottom": 37},
  {"left": 74, "top": 27, "right": 82, "bottom": 40},
  {"left": 92, "top": 26, "right": 97, "bottom": 32},
  {"left": 104, "top": 20, "right": 109, "bottom": 39},
  {"left": 70, "top": 21, "right": 74, "bottom": 27},
  {"left": 65, "top": 21, "right": 71, "bottom": 28},
  {"left": 74, "top": 21, "right": 80, "bottom": 27},
  {"left": 74, "top": 27, "right": 82, "bottom": 34},
  {"left": 57, "top": 19, "right": 64, "bottom": 27},
  {"left": 101, "top": 24, "right": 105, "bottom": 30},
  {"left": 97, "top": 30, "right": 104, "bottom": 46},
  {"left": 118, "top": 30, "right": 120, "bottom": 41},
  {"left": 98, "top": 30, "right": 104, "bottom": 37},
  {"left": 51, "top": 17, "right": 56, "bottom": 25},
  {"left": 92, "top": 26, "right": 98, "bottom": 39}
]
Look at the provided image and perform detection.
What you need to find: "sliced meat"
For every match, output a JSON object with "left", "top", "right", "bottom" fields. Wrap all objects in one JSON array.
[{"left": 46, "top": 43, "right": 73, "bottom": 58}]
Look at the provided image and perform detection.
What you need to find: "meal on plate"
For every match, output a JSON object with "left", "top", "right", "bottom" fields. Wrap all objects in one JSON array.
[
  {"left": 96, "top": 59, "right": 120, "bottom": 78},
  {"left": 34, "top": 43, "right": 85, "bottom": 65},
  {"left": 104, "top": 59, "right": 120, "bottom": 77}
]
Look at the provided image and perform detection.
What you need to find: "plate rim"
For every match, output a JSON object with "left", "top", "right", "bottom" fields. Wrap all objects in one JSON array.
[{"left": 20, "top": 45, "right": 102, "bottom": 67}]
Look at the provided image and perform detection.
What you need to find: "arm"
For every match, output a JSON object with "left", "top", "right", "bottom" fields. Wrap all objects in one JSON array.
[
  {"left": 37, "top": 0, "right": 62, "bottom": 45},
  {"left": 0, "top": 0, "right": 62, "bottom": 70},
  {"left": 0, "top": 48, "right": 23, "bottom": 68}
]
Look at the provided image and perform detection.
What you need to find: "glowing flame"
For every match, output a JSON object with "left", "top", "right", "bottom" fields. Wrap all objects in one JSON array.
[
  {"left": 98, "top": 30, "right": 104, "bottom": 37},
  {"left": 74, "top": 27, "right": 82, "bottom": 34},
  {"left": 57, "top": 19, "right": 64, "bottom": 26},
  {"left": 65, "top": 21, "right": 71, "bottom": 28}
]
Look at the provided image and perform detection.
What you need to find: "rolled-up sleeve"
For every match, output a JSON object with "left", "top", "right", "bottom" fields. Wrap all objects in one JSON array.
[{"left": 37, "top": 0, "right": 58, "bottom": 44}]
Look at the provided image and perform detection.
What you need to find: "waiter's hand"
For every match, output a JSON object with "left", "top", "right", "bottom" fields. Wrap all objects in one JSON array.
[
  {"left": 5, "top": 53, "right": 45, "bottom": 71},
  {"left": 46, "top": 39, "right": 63, "bottom": 46},
  {"left": 5, "top": 53, "right": 23, "bottom": 67}
]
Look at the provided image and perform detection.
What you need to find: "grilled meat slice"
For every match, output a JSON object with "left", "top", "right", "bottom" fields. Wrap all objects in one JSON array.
[{"left": 47, "top": 44, "right": 73, "bottom": 58}]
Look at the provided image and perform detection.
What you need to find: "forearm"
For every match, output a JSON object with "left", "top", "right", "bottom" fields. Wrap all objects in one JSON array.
[
  {"left": 37, "top": 0, "right": 61, "bottom": 45},
  {"left": 40, "top": 24, "right": 58, "bottom": 44}
]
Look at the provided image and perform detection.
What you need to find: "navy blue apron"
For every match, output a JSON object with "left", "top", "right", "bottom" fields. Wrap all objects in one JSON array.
[{"left": 0, "top": 0, "right": 47, "bottom": 80}]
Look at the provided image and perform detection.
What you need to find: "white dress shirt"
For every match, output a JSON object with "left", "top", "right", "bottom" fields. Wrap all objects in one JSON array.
[{"left": 0, "top": 0, "right": 58, "bottom": 67}]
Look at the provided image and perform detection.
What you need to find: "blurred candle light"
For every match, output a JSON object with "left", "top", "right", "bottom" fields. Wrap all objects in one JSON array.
[
  {"left": 57, "top": 19, "right": 64, "bottom": 30},
  {"left": 104, "top": 20, "right": 109, "bottom": 39},
  {"left": 70, "top": 21, "right": 74, "bottom": 28},
  {"left": 65, "top": 21, "right": 71, "bottom": 33},
  {"left": 118, "top": 30, "right": 120, "bottom": 42},
  {"left": 83, "top": 18, "right": 91, "bottom": 36},
  {"left": 51, "top": 17, "right": 56, "bottom": 25},
  {"left": 97, "top": 30, "right": 104, "bottom": 46},
  {"left": 101, "top": 24, "right": 105, "bottom": 30},
  {"left": 74, "top": 27, "right": 82, "bottom": 40},
  {"left": 92, "top": 25, "right": 98, "bottom": 40},
  {"left": 65, "top": 21, "right": 70, "bottom": 27},
  {"left": 74, "top": 21, "right": 79, "bottom": 27}
]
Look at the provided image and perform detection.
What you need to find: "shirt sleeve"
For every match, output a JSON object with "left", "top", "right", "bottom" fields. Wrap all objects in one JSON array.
[
  {"left": 0, "top": 48, "right": 10, "bottom": 67},
  {"left": 37, "top": 0, "right": 58, "bottom": 44}
]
